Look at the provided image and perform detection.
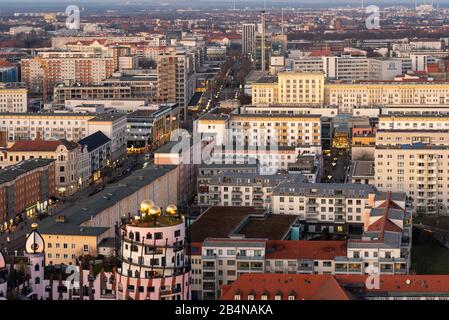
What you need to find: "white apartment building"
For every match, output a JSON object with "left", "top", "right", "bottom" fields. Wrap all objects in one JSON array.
[
  {"left": 196, "top": 112, "right": 322, "bottom": 147},
  {"left": 271, "top": 182, "right": 376, "bottom": 225},
  {"left": 200, "top": 239, "right": 266, "bottom": 300},
  {"left": 287, "top": 54, "right": 402, "bottom": 81},
  {"left": 325, "top": 80, "right": 449, "bottom": 114},
  {"left": 0, "top": 86, "right": 28, "bottom": 113},
  {"left": 200, "top": 172, "right": 304, "bottom": 209},
  {"left": 240, "top": 104, "right": 339, "bottom": 118},
  {"left": 0, "top": 113, "right": 126, "bottom": 159},
  {"left": 197, "top": 163, "right": 259, "bottom": 207},
  {"left": 378, "top": 115, "right": 449, "bottom": 131},
  {"left": 375, "top": 143, "right": 449, "bottom": 215},
  {"left": 242, "top": 23, "right": 256, "bottom": 56}
]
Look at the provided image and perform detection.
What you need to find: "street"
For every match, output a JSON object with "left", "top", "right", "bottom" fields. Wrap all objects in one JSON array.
[
  {"left": 0, "top": 153, "right": 150, "bottom": 255},
  {"left": 322, "top": 149, "right": 350, "bottom": 183}
]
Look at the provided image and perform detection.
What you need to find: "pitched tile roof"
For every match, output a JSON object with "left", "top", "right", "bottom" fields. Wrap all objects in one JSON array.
[
  {"left": 220, "top": 274, "right": 350, "bottom": 300},
  {"left": 8, "top": 139, "right": 78, "bottom": 152}
]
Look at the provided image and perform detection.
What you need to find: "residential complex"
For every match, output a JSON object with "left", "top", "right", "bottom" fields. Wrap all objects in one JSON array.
[{"left": 0, "top": 159, "right": 56, "bottom": 230}]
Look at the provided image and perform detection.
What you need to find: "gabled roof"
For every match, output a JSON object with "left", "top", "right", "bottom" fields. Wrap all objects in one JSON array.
[
  {"left": 220, "top": 274, "right": 350, "bottom": 300},
  {"left": 78, "top": 131, "right": 111, "bottom": 152},
  {"left": 9, "top": 139, "right": 78, "bottom": 152},
  {"left": 367, "top": 216, "right": 402, "bottom": 233}
]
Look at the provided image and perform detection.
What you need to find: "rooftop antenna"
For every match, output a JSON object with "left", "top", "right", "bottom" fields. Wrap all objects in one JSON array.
[
  {"left": 281, "top": 8, "right": 284, "bottom": 35},
  {"left": 261, "top": 10, "right": 266, "bottom": 72}
]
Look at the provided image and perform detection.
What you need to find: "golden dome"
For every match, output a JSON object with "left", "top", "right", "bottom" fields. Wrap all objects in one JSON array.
[
  {"left": 148, "top": 206, "right": 161, "bottom": 218},
  {"left": 31, "top": 223, "right": 39, "bottom": 230},
  {"left": 166, "top": 204, "right": 178, "bottom": 216},
  {"left": 140, "top": 200, "right": 155, "bottom": 215}
]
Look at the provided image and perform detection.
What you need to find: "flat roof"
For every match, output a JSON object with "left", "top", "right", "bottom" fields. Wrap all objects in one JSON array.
[
  {"left": 350, "top": 161, "right": 375, "bottom": 178},
  {"left": 273, "top": 182, "right": 376, "bottom": 197},
  {"left": 189, "top": 207, "right": 265, "bottom": 243},
  {"left": 236, "top": 215, "right": 299, "bottom": 240},
  {"left": 39, "top": 164, "right": 177, "bottom": 236},
  {"left": 0, "top": 159, "right": 55, "bottom": 185}
]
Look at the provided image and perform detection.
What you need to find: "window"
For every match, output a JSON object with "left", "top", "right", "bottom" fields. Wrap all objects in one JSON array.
[{"left": 83, "top": 245, "right": 89, "bottom": 252}]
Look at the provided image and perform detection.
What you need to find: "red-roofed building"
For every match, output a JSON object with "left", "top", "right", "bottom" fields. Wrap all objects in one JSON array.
[
  {"left": 220, "top": 274, "right": 350, "bottom": 300},
  {"left": 220, "top": 273, "right": 449, "bottom": 300},
  {"left": 265, "top": 240, "right": 347, "bottom": 274}
]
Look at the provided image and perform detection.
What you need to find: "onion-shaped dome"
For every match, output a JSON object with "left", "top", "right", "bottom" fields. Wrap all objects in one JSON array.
[
  {"left": 140, "top": 200, "right": 155, "bottom": 215},
  {"left": 166, "top": 204, "right": 178, "bottom": 216},
  {"left": 148, "top": 206, "right": 161, "bottom": 218},
  {"left": 25, "top": 224, "right": 45, "bottom": 254}
]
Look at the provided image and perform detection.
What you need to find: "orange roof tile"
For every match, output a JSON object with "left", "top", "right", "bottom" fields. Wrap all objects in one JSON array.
[
  {"left": 9, "top": 140, "right": 78, "bottom": 152},
  {"left": 220, "top": 274, "right": 350, "bottom": 300}
]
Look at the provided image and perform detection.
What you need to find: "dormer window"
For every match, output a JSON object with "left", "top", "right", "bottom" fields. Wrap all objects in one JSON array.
[
  {"left": 234, "top": 294, "right": 241, "bottom": 300},
  {"left": 261, "top": 295, "right": 268, "bottom": 300},
  {"left": 288, "top": 295, "right": 295, "bottom": 300},
  {"left": 247, "top": 295, "right": 254, "bottom": 300}
]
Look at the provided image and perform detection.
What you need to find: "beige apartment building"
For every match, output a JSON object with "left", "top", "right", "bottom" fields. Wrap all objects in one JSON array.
[
  {"left": 374, "top": 144, "right": 449, "bottom": 215},
  {"left": 378, "top": 114, "right": 449, "bottom": 131},
  {"left": 156, "top": 49, "right": 196, "bottom": 119},
  {"left": 197, "top": 112, "right": 322, "bottom": 149},
  {"left": 325, "top": 81, "right": 449, "bottom": 114},
  {"left": 251, "top": 71, "right": 325, "bottom": 105},
  {"left": 0, "top": 86, "right": 28, "bottom": 113},
  {"left": 376, "top": 130, "right": 449, "bottom": 146},
  {"left": 0, "top": 139, "right": 90, "bottom": 196}
]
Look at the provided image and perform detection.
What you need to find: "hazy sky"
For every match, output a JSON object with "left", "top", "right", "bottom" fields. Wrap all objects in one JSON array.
[{"left": 1, "top": 0, "right": 448, "bottom": 10}]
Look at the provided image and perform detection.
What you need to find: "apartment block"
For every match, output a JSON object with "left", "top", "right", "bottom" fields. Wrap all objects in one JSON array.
[
  {"left": 156, "top": 50, "right": 197, "bottom": 119},
  {"left": 271, "top": 182, "right": 377, "bottom": 234},
  {"left": 251, "top": 71, "right": 325, "bottom": 105},
  {"left": 200, "top": 172, "right": 304, "bottom": 209},
  {"left": 21, "top": 53, "right": 115, "bottom": 94},
  {"left": 0, "top": 159, "right": 56, "bottom": 229},
  {"left": 53, "top": 85, "right": 132, "bottom": 105},
  {"left": 0, "top": 113, "right": 126, "bottom": 160},
  {"left": 325, "top": 80, "right": 449, "bottom": 114},
  {"left": 0, "top": 139, "right": 89, "bottom": 196},
  {"left": 0, "top": 85, "right": 28, "bottom": 113},
  {"left": 197, "top": 163, "right": 258, "bottom": 206},
  {"left": 374, "top": 143, "right": 449, "bottom": 215},
  {"left": 126, "top": 103, "right": 181, "bottom": 153}
]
